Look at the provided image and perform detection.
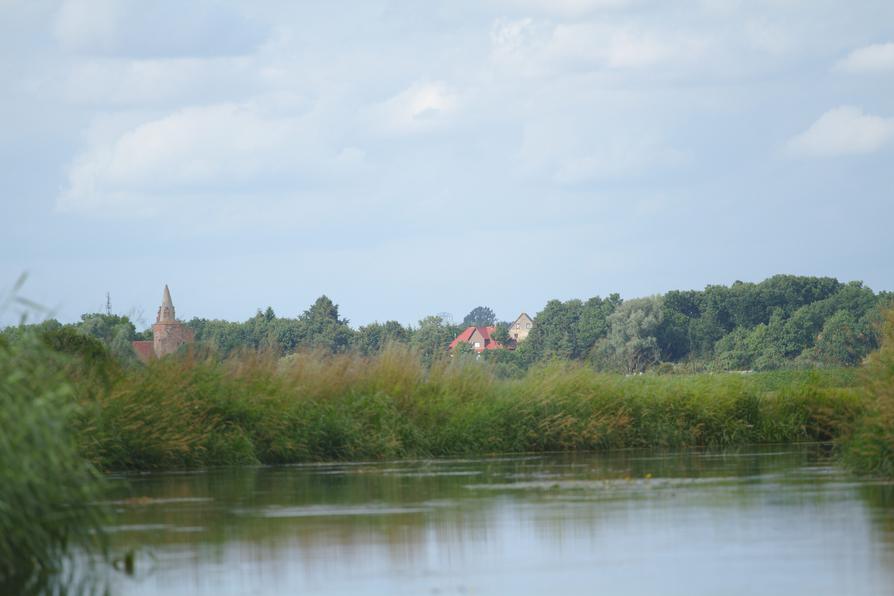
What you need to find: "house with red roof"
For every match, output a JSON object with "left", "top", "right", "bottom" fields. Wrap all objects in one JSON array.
[{"left": 448, "top": 325, "right": 502, "bottom": 353}]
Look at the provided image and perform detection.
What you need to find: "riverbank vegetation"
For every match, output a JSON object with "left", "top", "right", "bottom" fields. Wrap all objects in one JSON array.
[
  {"left": 5, "top": 275, "right": 889, "bottom": 374},
  {"left": 42, "top": 339, "right": 870, "bottom": 470},
  {"left": 0, "top": 330, "right": 107, "bottom": 592},
  {"left": 843, "top": 308, "right": 894, "bottom": 475}
]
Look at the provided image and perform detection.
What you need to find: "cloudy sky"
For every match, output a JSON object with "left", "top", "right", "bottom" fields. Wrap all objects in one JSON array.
[{"left": 2, "top": 0, "right": 892, "bottom": 329}]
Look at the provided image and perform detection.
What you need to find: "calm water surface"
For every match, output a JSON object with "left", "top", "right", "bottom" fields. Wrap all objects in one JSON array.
[{"left": 92, "top": 446, "right": 894, "bottom": 595}]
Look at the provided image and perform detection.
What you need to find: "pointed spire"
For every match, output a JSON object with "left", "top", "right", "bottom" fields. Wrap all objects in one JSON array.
[{"left": 156, "top": 284, "right": 176, "bottom": 323}]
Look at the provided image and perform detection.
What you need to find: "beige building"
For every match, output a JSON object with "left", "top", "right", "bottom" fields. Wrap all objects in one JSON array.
[
  {"left": 510, "top": 312, "right": 534, "bottom": 342},
  {"left": 132, "top": 285, "right": 195, "bottom": 362}
]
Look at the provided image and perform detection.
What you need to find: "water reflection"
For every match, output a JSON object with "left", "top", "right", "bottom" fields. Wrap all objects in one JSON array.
[{"left": 88, "top": 445, "right": 894, "bottom": 595}]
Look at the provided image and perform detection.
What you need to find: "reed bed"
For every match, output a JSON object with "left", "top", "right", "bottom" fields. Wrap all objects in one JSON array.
[
  {"left": 69, "top": 344, "right": 866, "bottom": 471},
  {"left": 0, "top": 332, "right": 107, "bottom": 592},
  {"left": 843, "top": 309, "right": 894, "bottom": 475}
]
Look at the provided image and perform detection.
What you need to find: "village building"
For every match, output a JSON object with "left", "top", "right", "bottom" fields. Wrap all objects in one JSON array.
[
  {"left": 132, "top": 285, "right": 195, "bottom": 363},
  {"left": 448, "top": 313, "right": 534, "bottom": 353},
  {"left": 509, "top": 312, "right": 534, "bottom": 342},
  {"left": 449, "top": 326, "right": 502, "bottom": 353}
]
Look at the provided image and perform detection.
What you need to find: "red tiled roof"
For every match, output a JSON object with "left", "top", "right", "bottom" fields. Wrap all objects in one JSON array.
[
  {"left": 448, "top": 326, "right": 503, "bottom": 352},
  {"left": 132, "top": 340, "right": 155, "bottom": 363}
]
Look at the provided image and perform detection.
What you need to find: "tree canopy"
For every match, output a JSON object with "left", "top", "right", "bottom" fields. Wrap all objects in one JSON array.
[
  {"left": 2, "top": 274, "right": 887, "bottom": 375},
  {"left": 462, "top": 306, "right": 496, "bottom": 328}
]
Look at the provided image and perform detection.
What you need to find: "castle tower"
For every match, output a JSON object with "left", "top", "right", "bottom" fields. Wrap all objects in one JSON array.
[{"left": 147, "top": 285, "right": 194, "bottom": 359}]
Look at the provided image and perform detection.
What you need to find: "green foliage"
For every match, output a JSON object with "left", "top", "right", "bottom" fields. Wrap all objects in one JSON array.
[
  {"left": 3, "top": 274, "right": 884, "bottom": 375},
  {"left": 462, "top": 306, "right": 496, "bottom": 327},
  {"left": 78, "top": 313, "right": 140, "bottom": 364},
  {"left": 590, "top": 296, "right": 664, "bottom": 373},
  {"left": 411, "top": 316, "right": 457, "bottom": 366},
  {"left": 525, "top": 295, "right": 620, "bottom": 362},
  {"left": 491, "top": 321, "right": 510, "bottom": 345},
  {"left": 353, "top": 320, "right": 410, "bottom": 355},
  {"left": 801, "top": 310, "right": 875, "bottom": 367},
  {"left": 0, "top": 331, "right": 108, "bottom": 590},
  {"left": 2, "top": 313, "right": 143, "bottom": 366},
  {"left": 294, "top": 295, "right": 354, "bottom": 353},
  {"left": 844, "top": 308, "right": 894, "bottom": 475},
  {"left": 656, "top": 276, "right": 884, "bottom": 371},
  {"left": 55, "top": 344, "right": 866, "bottom": 472},
  {"left": 188, "top": 296, "right": 361, "bottom": 358}
]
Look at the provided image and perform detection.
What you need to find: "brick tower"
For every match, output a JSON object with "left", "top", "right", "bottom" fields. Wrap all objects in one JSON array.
[
  {"left": 132, "top": 285, "right": 195, "bottom": 362},
  {"left": 152, "top": 284, "right": 194, "bottom": 357}
]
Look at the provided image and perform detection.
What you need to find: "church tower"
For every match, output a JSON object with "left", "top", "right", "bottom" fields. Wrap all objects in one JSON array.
[
  {"left": 157, "top": 284, "right": 176, "bottom": 323},
  {"left": 151, "top": 284, "right": 195, "bottom": 358},
  {"left": 132, "top": 284, "right": 195, "bottom": 362}
]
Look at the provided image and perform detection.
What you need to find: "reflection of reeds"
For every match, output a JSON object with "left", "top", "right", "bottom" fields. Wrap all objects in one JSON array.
[
  {"left": 99, "top": 446, "right": 833, "bottom": 561},
  {"left": 66, "top": 343, "right": 865, "bottom": 471},
  {"left": 0, "top": 329, "right": 108, "bottom": 591}
]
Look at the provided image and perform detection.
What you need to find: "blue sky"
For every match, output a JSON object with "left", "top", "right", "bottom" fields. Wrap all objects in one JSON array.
[{"left": 2, "top": 0, "right": 893, "bottom": 330}]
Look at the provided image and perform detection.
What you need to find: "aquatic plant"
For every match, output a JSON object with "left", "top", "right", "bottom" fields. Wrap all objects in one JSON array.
[
  {"left": 69, "top": 344, "right": 865, "bottom": 471},
  {"left": 0, "top": 330, "right": 108, "bottom": 592}
]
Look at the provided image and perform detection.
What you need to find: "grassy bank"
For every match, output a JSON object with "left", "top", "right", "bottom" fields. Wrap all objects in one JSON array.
[{"left": 68, "top": 345, "right": 865, "bottom": 470}]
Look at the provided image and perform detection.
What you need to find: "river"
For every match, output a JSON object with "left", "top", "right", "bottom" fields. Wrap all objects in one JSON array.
[{"left": 85, "top": 445, "right": 894, "bottom": 595}]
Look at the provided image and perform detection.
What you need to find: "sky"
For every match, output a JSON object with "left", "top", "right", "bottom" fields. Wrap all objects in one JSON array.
[{"left": 1, "top": 0, "right": 893, "bottom": 330}]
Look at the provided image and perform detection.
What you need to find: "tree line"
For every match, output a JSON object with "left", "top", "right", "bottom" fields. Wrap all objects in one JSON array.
[{"left": 3, "top": 275, "right": 890, "bottom": 374}]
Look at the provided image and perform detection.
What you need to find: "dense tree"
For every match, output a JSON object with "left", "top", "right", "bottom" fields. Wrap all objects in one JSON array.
[
  {"left": 411, "top": 316, "right": 456, "bottom": 365},
  {"left": 802, "top": 310, "right": 875, "bottom": 367},
  {"left": 75, "top": 313, "right": 140, "bottom": 363},
  {"left": 577, "top": 294, "right": 622, "bottom": 353},
  {"left": 462, "top": 306, "right": 496, "bottom": 327},
  {"left": 353, "top": 320, "right": 411, "bottom": 355},
  {"left": 525, "top": 295, "right": 620, "bottom": 362},
  {"left": 491, "top": 321, "right": 510, "bottom": 345},
  {"left": 525, "top": 299, "right": 582, "bottom": 360},
  {"left": 294, "top": 295, "right": 354, "bottom": 353},
  {"left": 590, "top": 296, "right": 664, "bottom": 373}
]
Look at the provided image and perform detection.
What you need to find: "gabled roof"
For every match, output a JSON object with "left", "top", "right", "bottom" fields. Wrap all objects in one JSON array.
[
  {"left": 512, "top": 312, "right": 533, "bottom": 324},
  {"left": 448, "top": 326, "right": 502, "bottom": 352}
]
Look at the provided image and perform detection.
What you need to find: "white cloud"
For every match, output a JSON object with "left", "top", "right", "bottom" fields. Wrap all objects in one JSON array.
[
  {"left": 58, "top": 102, "right": 365, "bottom": 216},
  {"left": 787, "top": 106, "right": 894, "bottom": 157},
  {"left": 835, "top": 42, "right": 894, "bottom": 73},
  {"left": 367, "top": 81, "right": 460, "bottom": 134}
]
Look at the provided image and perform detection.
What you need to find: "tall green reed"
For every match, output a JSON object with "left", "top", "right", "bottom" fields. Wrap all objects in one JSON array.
[
  {"left": 0, "top": 330, "right": 108, "bottom": 592},
  {"left": 844, "top": 308, "right": 894, "bottom": 475},
  {"left": 74, "top": 344, "right": 866, "bottom": 471}
]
